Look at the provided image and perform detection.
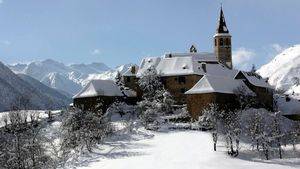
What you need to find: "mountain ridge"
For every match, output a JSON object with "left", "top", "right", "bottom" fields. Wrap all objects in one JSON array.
[
  {"left": 8, "top": 59, "right": 134, "bottom": 96},
  {"left": 257, "top": 44, "right": 300, "bottom": 95}
]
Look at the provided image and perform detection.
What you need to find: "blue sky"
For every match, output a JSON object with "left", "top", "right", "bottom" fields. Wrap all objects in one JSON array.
[{"left": 0, "top": 0, "right": 299, "bottom": 70}]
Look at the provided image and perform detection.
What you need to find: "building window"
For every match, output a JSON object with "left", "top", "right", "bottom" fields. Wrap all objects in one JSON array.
[
  {"left": 214, "top": 39, "right": 217, "bottom": 46},
  {"left": 219, "top": 38, "right": 224, "bottom": 46},
  {"left": 178, "top": 76, "right": 186, "bottom": 84},
  {"left": 126, "top": 77, "right": 131, "bottom": 83},
  {"left": 225, "top": 38, "right": 230, "bottom": 46},
  {"left": 180, "top": 88, "right": 187, "bottom": 94}
]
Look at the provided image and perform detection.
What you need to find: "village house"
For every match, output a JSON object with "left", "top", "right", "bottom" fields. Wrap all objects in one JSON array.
[
  {"left": 73, "top": 79, "right": 136, "bottom": 112},
  {"left": 185, "top": 75, "right": 255, "bottom": 119}
]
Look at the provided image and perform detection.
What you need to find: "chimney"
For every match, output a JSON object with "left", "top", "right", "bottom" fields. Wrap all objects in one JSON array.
[
  {"left": 201, "top": 63, "right": 207, "bottom": 73},
  {"left": 131, "top": 66, "right": 136, "bottom": 74}
]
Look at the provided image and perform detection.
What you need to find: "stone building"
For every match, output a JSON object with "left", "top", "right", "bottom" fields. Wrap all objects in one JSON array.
[
  {"left": 122, "top": 65, "right": 142, "bottom": 98},
  {"left": 73, "top": 79, "right": 136, "bottom": 112},
  {"left": 185, "top": 75, "right": 254, "bottom": 120},
  {"left": 234, "top": 71, "right": 274, "bottom": 110}
]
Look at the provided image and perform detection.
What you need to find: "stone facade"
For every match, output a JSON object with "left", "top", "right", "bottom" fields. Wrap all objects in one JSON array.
[
  {"left": 186, "top": 92, "right": 240, "bottom": 120},
  {"left": 161, "top": 75, "right": 202, "bottom": 104},
  {"left": 235, "top": 72, "right": 274, "bottom": 110},
  {"left": 214, "top": 35, "right": 232, "bottom": 69},
  {"left": 74, "top": 95, "right": 137, "bottom": 112},
  {"left": 214, "top": 7, "right": 232, "bottom": 69}
]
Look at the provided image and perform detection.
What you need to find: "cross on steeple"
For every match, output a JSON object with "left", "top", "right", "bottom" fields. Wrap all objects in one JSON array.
[{"left": 216, "top": 5, "right": 229, "bottom": 34}]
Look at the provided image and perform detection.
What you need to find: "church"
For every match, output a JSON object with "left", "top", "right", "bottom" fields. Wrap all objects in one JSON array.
[
  {"left": 122, "top": 7, "right": 274, "bottom": 119},
  {"left": 73, "top": 7, "right": 274, "bottom": 120}
]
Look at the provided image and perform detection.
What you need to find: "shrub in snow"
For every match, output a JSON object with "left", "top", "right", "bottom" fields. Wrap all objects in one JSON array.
[
  {"left": 106, "top": 101, "right": 136, "bottom": 119},
  {"left": 60, "top": 108, "right": 113, "bottom": 161},
  {"left": 0, "top": 111, "right": 55, "bottom": 169}
]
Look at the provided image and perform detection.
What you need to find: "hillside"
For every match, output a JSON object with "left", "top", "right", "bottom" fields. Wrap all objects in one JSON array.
[
  {"left": 18, "top": 74, "right": 72, "bottom": 106},
  {"left": 9, "top": 60, "right": 133, "bottom": 96},
  {"left": 257, "top": 45, "right": 300, "bottom": 95},
  {"left": 0, "top": 61, "right": 70, "bottom": 111}
]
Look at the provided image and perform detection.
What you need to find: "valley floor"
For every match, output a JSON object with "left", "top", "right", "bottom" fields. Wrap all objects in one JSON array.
[{"left": 77, "top": 130, "right": 300, "bottom": 169}]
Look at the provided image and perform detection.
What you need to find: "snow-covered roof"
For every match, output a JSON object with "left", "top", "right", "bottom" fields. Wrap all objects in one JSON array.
[
  {"left": 136, "top": 53, "right": 237, "bottom": 77},
  {"left": 73, "top": 79, "right": 124, "bottom": 99},
  {"left": 163, "top": 52, "right": 216, "bottom": 60},
  {"left": 123, "top": 65, "right": 139, "bottom": 77},
  {"left": 235, "top": 71, "right": 273, "bottom": 89},
  {"left": 136, "top": 57, "right": 161, "bottom": 77},
  {"left": 185, "top": 75, "right": 254, "bottom": 95},
  {"left": 213, "top": 33, "right": 231, "bottom": 37}
]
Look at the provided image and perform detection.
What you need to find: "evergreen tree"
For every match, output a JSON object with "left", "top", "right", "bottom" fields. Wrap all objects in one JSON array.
[{"left": 137, "top": 66, "right": 175, "bottom": 128}]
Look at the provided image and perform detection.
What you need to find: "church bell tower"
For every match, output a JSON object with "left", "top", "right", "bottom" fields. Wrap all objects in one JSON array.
[{"left": 214, "top": 6, "right": 232, "bottom": 69}]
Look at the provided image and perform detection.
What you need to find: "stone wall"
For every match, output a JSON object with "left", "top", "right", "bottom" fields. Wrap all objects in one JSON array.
[
  {"left": 162, "top": 75, "right": 202, "bottom": 104},
  {"left": 186, "top": 92, "right": 239, "bottom": 120}
]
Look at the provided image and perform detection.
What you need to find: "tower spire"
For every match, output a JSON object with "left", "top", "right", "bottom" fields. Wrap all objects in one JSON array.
[{"left": 216, "top": 5, "right": 229, "bottom": 34}]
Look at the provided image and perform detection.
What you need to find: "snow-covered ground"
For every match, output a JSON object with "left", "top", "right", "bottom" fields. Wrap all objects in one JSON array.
[{"left": 77, "top": 130, "right": 300, "bottom": 169}]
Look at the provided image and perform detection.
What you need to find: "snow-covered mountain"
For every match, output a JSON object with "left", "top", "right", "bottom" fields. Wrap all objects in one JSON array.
[
  {"left": 9, "top": 59, "right": 134, "bottom": 96},
  {"left": 0, "top": 61, "right": 71, "bottom": 111},
  {"left": 257, "top": 45, "right": 300, "bottom": 95}
]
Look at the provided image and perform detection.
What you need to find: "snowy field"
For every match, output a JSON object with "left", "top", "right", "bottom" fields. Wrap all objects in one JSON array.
[{"left": 77, "top": 130, "right": 300, "bottom": 169}]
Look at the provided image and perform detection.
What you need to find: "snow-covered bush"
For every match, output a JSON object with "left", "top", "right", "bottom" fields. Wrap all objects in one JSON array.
[
  {"left": 106, "top": 101, "right": 136, "bottom": 119},
  {"left": 199, "top": 105, "right": 300, "bottom": 159},
  {"left": 238, "top": 108, "right": 300, "bottom": 160},
  {"left": 0, "top": 111, "right": 55, "bottom": 169},
  {"left": 60, "top": 108, "right": 113, "bottom": 158},
  {"left": 137, "top": 66, "right": 176, "bottom": 129}
]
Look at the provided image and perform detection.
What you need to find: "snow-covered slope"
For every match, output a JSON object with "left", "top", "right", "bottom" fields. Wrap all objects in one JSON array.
[
  {"left": 0, "top": 61, "right": 71, "bottom": 111},
  {"left": 257, "top": 45, "right": 300, "bottom": 94},
  {"left": 78, "top": 131, "right": 300, "bottom": 169},
  {"left": 41, "top": 72, "right": 82, "bottom": 95},
  {"left": 8, "top": 60, "right": 133, "bottom": 96}
]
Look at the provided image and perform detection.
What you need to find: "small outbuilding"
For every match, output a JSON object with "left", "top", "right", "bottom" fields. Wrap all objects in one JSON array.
[
  {"left": 185, "top": 75, "right": 254, "bottom": 120},
  {"left": 73, "top": 79, "right": 136, "bottom": 112}
]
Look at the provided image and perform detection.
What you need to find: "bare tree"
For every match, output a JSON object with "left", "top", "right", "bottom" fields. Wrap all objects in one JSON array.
[{"left": 0, "top": 111, "right": 55, "bottom": 169}]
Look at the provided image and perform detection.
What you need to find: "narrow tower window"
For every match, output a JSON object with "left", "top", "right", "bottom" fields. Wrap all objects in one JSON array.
[
  {"left": 225, "top": 38, "right": 229, "bottom": 46},
  {"left": 219, "top": 38, "right": 224, "bottom": 46},
  {"left": 214, "top": 39, "right": 217, "bottom": 46}
]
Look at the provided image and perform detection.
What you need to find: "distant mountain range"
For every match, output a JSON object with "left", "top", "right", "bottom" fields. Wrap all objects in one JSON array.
[
  {"left": 0, "top": 61, "right": 71, "bottom": 111},
  {"left": 257, "top": 44, "right": 300, "bottom": 96},
  {"left": 8, "top": 59, "right": 134, "bottom": 96}
]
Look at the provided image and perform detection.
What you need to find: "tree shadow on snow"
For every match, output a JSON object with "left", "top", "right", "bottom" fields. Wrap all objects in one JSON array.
[
  {"left": 74, "top": 128, "right": 155, "bottom": 168},
  {"left": 236, "top": 148, "right": 300, "bottom": 167}
]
